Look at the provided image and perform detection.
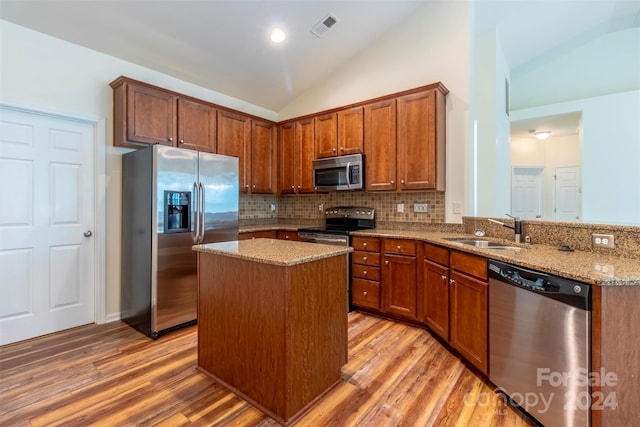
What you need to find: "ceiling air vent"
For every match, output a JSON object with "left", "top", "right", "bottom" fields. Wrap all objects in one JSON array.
[{"left": 311, "top": 13, "right": 339, "bottom": 38}]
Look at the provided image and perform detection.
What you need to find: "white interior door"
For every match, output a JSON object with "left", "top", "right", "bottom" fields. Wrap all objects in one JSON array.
[
  {"left": 0, "top": 106, "right": 95, "bottom": 345},
  {"left": 511, "top": 167, "right": 543, "bottom": 220},
  {"left": 555, "top": 166, "right": 581, "bottom": 222}
]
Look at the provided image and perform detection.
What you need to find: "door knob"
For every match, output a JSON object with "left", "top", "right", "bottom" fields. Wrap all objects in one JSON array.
[{"left": 84, "top": 231, "right": 93, "bottom": 237}]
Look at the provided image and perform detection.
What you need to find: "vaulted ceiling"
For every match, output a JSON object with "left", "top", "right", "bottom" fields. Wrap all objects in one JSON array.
[{"left": 2, "top": 0, "right": 638, "bottom": 114}]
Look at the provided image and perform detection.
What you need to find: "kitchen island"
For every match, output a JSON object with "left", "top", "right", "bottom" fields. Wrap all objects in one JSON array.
[{"left": 193, "top": 239, "right": 352, "bottom": 426}]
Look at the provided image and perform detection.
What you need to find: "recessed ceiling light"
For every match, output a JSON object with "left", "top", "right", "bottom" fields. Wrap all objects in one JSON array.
[{"left": 270, "top": 28, "right": 286, "bottom": 43}]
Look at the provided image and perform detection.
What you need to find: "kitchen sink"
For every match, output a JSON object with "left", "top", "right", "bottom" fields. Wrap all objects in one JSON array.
[{"left": 443, "top": 237, "right": 523, "bottom": 250}]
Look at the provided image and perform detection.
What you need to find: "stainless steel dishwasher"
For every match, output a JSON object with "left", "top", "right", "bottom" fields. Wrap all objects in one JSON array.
[{"left": 489, "top": 260, "right": 591, "bottom": 427}]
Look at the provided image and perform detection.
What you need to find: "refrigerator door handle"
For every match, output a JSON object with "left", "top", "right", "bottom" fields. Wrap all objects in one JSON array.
[
  {"left": 199, "top": 182, "right": 205, "bottom": 243},
  {"left": 192, "top": 181, "right": 200, "bottom": 243}
]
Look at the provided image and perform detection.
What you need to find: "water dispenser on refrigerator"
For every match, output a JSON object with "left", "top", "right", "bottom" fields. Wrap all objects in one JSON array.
[{"left": 164, "top": 191, "right": 190, "bottom": 233}]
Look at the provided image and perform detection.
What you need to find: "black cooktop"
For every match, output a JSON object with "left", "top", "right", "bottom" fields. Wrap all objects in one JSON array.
[{"left": 298, "top": 207, "right": 375, "bottom": 235}]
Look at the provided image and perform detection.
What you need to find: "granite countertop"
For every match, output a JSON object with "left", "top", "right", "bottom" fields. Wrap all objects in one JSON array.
[
  {"left": 193, "top": 238, "right": 353, "bottom": 266},
  {"left": 351, "top": 229, "right": 640, "bottom": 286}
]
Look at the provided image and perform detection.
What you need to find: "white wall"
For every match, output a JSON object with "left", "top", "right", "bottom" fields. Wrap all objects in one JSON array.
[
  {"left": 0, "top": 20, "right": 277, "bottom": 319},
  {"left": 511, "top": 27, "right": 640, "bottom": 110},
  {"left": 474, "top": 28, "right": 511, "bottom": 217},
  {"left": 278, "top": 1, "right": 471, "bottom": 224},
  {"left": 511, "top": 90, "right": 640, "bottom": 225}
]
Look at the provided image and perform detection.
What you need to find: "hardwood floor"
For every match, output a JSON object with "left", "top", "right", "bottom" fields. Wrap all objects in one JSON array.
[{"left": 0, "top": 312, "right": 532, "bottom": 426}]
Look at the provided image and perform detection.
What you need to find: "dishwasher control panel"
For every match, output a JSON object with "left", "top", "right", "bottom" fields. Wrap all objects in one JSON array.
[{"left": 488, "top": 260, "right": 591, "bottom": 310}]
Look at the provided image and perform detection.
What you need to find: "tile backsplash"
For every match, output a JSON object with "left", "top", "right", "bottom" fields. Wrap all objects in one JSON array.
[{"left": 240, "top": 191, "right": 445, "bottom": 223}]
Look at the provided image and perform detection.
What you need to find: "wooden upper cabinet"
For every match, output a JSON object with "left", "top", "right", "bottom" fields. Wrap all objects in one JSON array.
[
  {"left": 364, "top": 99, "right": 397, "bottom": 191},
  {"left": 297, "top": 119, "right": 316, "bottom": 193},
  {"left": 111, "top": 78, "right": 177, "bottom": 147},
  {"left": 337, "top": 107, "right": 364, "bottom": 156},
  {"left": 217, "top": 110, "right": 251, "bottom": 193},
  {"left": 279, "top": 123, "right": 296, "bottom": 194},
  {"left": 314, "top": 113, "right": 338, "bottom": 158},
  {"left": 177, "top": 98, "right": 216, "bottom": 153},
  {"left": 279, "top": 119, "right": 315, "bottom": 194},
  {"left": 397, "top": 89, "right": 446, "bottom": 191},
  {"left": 251, "top": 120, "right": 277, "bottom": 194}
]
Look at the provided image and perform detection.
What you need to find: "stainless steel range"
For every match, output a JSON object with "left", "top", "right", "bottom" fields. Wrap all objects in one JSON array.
[
  {"left": 299, "top": 207, "right": 375, "bottom": 312},
  {"left": 298, "top": 207, "right": 375, "bottom": 246}
]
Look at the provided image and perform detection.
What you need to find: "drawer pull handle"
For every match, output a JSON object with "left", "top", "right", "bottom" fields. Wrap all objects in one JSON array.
[
  {"left": 441, "top": 275, "right": 447, "bottom": 280},
  {"left": 363, "top": 242, "right": 367, "bottom": 246},
  {"left": 363, "top": 270, "right": 367, "bottom": 275},
  {"left": 397, "top": 245, "right": 401, "bottom": 250},
  {"left": 449, "top": 279, "right": 455, "bottom": 285},
  {"left": 363, "top": 256, "right": 368, "bottom": 261},
  {"left": 363, "top": 291, "right": 368, "bottom": 296},
  {"left": 385, "top": 260, "right": 389, "bottom": 265}
]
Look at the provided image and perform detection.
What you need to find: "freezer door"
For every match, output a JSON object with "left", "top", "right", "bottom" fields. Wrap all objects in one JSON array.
[
  {"left": 154, "top": 146, "right": 199, "bottom": 333},
  {"left": 198, "top": 152, "right": 239, "bottom": 243}
]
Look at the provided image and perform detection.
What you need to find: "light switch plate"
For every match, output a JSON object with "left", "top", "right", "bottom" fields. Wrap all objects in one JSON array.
[{"left": 397, "top": 203, "right": 404, "bottom": 213}]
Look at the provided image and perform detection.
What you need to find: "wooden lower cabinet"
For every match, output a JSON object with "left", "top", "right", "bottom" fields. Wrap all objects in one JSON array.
[
  {"left": 449, "top": 251, "right": 488, "bottom": 374},
  {"left": 276, "top": 230, "right": 299, "bottom": 241},
  {"left": 351, "top": 236, "right": 381, "bottom": 310},
  {"left": 351, "top": 237, "right": 489, "bottom": 374},
  {"left": 382, "top": 254, "right": 417, "bottom": 319},
  {"left": 238, "top": 230, "right": 277, "bottom": 240}
]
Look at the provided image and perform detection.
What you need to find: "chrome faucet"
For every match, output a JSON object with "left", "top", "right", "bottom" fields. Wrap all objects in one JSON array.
[{"left": 489, "top": 214, "right": 523, "bottom": 243}]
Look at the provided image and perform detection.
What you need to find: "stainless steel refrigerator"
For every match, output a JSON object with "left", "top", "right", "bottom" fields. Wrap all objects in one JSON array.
[{"left": 121, "top": 145, "right": 239, "bottom": 338}]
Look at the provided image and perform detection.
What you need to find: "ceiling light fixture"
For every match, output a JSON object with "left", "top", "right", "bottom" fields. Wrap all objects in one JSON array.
[
  {"left": 534, "top": 131, "right": 552, "bottom": 140},
  {"left": 270, "top": 28, "right": 286, "bottom": 43}
]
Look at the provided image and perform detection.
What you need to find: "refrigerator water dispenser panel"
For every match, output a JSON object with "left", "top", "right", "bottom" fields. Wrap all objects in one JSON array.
[{"left": 164, "top": 191, "right": 190, "bottom": 233}]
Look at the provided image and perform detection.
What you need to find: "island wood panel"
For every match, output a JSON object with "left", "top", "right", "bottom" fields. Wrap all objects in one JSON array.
[
  {"left": 591, "top": 285, "right": 640, "bottom": 427},
  {"left": 197, "top": 252, "right": 347, "bottom": 425}
]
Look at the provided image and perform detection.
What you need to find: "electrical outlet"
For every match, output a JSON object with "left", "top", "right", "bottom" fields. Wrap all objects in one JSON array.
[
  {"left": 397, "top": 203, "right": 404, "bottom": 213},
  {"left": 592, "top": 233, "right": 615, "bottom": 248},
  {"left": 414, "top": 203, "right": 429, "bottom": 213},
  {"left": 318, "top": 203, "right": 323, "bottom": 212},
  {"left": 453, "top": 201, "right": 462, "bottom": 214},
  {"left": 270, "top": 203, "right": 277, "bottom": 212}
]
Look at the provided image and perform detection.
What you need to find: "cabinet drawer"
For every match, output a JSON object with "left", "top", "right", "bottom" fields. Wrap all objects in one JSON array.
[
  {"left": 450, "top": 251, "right": 487, "bottom": 280},
  {"left": 352, "top": 264, "right": 380, "bottom": 281},
  {"left": 239, "top": 230, "right": 277, "bottom": 240},
  {"left": 352, "top": 278, "right": 380, "bottom": 309},
  {"left": 351, "top": 236, "right": 380, "bottom": 252},
  {"left": 383, "top": 238, "right": 416, "bottom": 256},
  {"left": 424, "top": 242, "right": 449, "bottom": 266},
  {"left": 276, "top": 230, "right": 299, "bottom": 241},
  {"left": 352, "top": 251, "right": 380, "bottom": 266}
]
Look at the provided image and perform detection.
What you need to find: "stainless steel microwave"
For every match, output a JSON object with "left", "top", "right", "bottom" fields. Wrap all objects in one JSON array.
[{"left": 313, "top": 153, "right": 364, "bottom": 191}]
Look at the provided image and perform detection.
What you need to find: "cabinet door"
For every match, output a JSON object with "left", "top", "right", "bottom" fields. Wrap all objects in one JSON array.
[
  {"left": 297, "top": 118, "right": 316, "bottom": 193},
  {"left": 423, "top": 259, "right": 450, "bottom": 340},
  {"left": 217, "top": 110, "right": 251, "bottom": 193},
  {"left": 364, "top": 99, "right": 396, "bottom": 191},
  {"left": 450, "top": 271, "right": 488, "bottom": 374},
  {"left": 314, "top": 113, "right": 338, "bottom": 158},
  {"left": 279, "top": 123, "right": 296, "bottom": 194},
  {"left": 177, "top": 98, "right": 216, "bottom": 152},
  {"left": 397, "top": 90, "right": 441, "bottom": 190},
  {"left": 126, "top": 83, "right": 176, "bottom": 146},
  {"left": 337, "top": 106, "right": 364, "bottom": 155},
  {"left": 382, "top": 253, "right": 417, "bottom": 320},
  {"left": 251, "top": 120, "right": 277, "bottom": 194}
]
